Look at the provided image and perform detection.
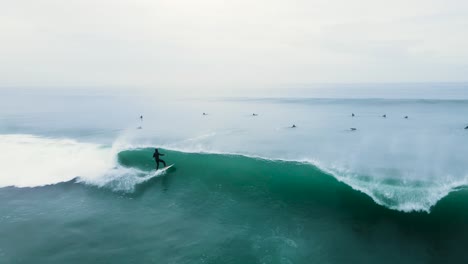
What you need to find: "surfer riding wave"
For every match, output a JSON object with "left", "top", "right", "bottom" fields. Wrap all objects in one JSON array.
[{"left": 153, "top": 148, "right": 166, "bottom": 170}]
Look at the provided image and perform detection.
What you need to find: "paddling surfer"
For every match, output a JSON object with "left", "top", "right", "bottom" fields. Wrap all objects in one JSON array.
[{"left": 153, "top": 148, "right": 167, "bottom": 170}]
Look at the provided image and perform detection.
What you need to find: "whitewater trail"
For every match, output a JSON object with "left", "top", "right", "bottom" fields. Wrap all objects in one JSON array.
[{"left": 0, "top": 134, "right": 167, "bottom": 191}]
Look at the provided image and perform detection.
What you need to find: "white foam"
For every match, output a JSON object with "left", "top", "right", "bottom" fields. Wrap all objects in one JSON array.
[
  {"left": 77, "top": 166, "right": 166, "bottom": 192},
  {"left": 0, "top": 134, "right": 114, "bottom": 187},
  {"left": 0, "top": 134, "right": 168, "bottom": 191}
]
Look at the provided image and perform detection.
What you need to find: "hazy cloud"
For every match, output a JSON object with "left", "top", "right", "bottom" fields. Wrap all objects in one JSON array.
[{"left": 1, "top": 0, "right": 467, "bottom": 95}]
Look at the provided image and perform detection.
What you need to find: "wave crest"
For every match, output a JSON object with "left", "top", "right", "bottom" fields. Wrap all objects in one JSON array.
[{"left": 2, "top": 134, "right": 467, "bottom": 213}]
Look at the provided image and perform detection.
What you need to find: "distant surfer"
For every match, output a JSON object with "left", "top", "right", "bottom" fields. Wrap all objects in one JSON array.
[
  {"left": 138, "top": 115, "right": 143, "bottom": 129},
  {"left": 203, "top": 113, "right": 207, "bottom": 116},
  {"left": 404, "top": 116, "right": 408, "bottom": 119},
  {"left": 252, "top": 113, "right": 258, "bottom": 116},
  {"left": 352, "top": 113, "right": 355, "bottom": 117},
  {"left": 153, "top": 148, "right": 166, "bottom": 170},
  {"left": 291, "top": 124, "right": 296, "bottom": 128},
  {"left": 465, "top": 125, "right": 468, "bottom": 129},
  {"left": 350, "top": 128, "right": 357, "bottom": 131},
  {"left": 382, "top": 114, "right": 386, "bottom": 118}
]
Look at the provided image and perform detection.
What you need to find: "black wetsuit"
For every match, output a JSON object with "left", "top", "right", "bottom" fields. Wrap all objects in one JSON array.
[{"left": 153, "top": 149, "right": 166, "bottom": 170}]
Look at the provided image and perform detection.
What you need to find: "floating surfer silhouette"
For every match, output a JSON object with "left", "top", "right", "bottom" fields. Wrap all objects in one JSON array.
[
  {"left": 137, "top": 115, "right": 143, "bottom": 129},
  {"left": 352, "top": 113, "right": 355, "bottom": 117},
  {"left": 382, "top": 114, "right": 386, "bottom": 118},
  {"left": 291, "top": 124, "right": 296, "bottom": 128},
  {"left": 465, "top": 125, "right": 468, "bottom": 129},
  {"left": 153, "top": 148, "right": 166, "bottom": 170}
]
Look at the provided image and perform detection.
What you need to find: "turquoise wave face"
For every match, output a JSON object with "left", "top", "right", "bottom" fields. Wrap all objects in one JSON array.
[
  {"left": 116, "top": 148, "right": 468, "bottom": 214},
  {"left": 116, "top": 148, "right": 386, "bottom": 215}
]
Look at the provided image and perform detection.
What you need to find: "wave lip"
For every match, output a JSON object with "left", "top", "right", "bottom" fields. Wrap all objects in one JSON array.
[{"left": 323, "top": 165, "right": 468, "bottom": 213}]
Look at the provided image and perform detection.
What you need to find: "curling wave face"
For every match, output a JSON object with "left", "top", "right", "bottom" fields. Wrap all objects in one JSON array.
[{"left": 116, "top": 147, "right": 468, "bottom": 213}]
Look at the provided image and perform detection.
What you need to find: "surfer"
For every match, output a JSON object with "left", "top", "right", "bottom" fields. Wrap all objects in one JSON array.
[
  {"left": 382, "top": 114, "right": 386, "bottom": 118},
  {"left": 291, "top": 124, "right": 296, "bottom": 128},
  {"left": 138, "top": 115, "right": 143, "bottom": 129},
  {"left": 252, "top": 113, "right": 258, "bottom": 116},
  {"left": 153, "top": 148, "right": 166, "bottom": 170},
  {"left": 352, "top": 113, "right": 355, "bottom": 117},
  {"left": 465, "top": 125, "right": 468, "bottom": 129},
  {"left": 404, "top": 116, "right": 408, "bottom": 119}
]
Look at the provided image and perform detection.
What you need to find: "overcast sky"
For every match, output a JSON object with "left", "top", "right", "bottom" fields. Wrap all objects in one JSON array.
[{"left": 1, "top": 0, "right": 468, "bottom": 95}]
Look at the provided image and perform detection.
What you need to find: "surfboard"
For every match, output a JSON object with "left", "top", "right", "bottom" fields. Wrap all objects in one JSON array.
[{"left": 158, "top": 164, "right": 174, "bottom": 172}]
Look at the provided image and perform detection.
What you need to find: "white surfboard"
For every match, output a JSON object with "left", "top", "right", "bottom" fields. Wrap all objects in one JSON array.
[{"left": 158, "top": 164, "right": 174, "bottom": 172}]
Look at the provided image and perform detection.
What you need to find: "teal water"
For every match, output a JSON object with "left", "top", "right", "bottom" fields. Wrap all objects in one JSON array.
[
  {"left": 1, "top": 87, "right": 468, "bottom": 263},
  {"left": 2, "top": 149, "right": 468, "bottom": 263}
]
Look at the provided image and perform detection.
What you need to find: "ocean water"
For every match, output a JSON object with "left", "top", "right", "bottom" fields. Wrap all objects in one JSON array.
[{"left": 1, "top": 87, "right": 468, "bottom": 263}]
